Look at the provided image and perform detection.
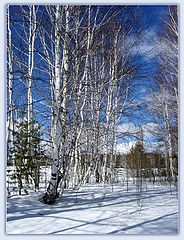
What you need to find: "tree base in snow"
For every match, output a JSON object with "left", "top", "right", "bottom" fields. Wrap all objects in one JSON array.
[{"left": 39, "top": 192, "right": 59, "bottom": 204}]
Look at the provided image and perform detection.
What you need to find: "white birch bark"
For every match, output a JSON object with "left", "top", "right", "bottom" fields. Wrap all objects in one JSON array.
[
  {"left": 60, "top": 5, "right": 69, "bottom": 187},
  {"left": 109, "top": 26, "right": 121, "bottom": 182},
  {"left": 163, "top": 97, "right": 175, "bottom": 180},
  {"left": 102, "top": 74, "right": 112, "bottom": 183},
  {"left": 42, "top": 6, "right": 69, "bottom": 202},
  {"left": 27, "top": 5, "right": 36, "bottom": 156},
  {"left": 102, "top": 52, "right": 115, "bottom": 183},
  {"left": 44, "top": 5, "right": 62, "bottom": 200},
  {"left": 72, "top": 6, "right": 91, "bottom": 188},
  {"left": 102, "top": 25, "right": 121, "bottom": 183},
  {"left": 7, "top": 6, "right": 14, "bottom": 164}
]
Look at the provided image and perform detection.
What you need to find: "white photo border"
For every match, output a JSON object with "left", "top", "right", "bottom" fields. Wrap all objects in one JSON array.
[{"left": 0, "top": 1, "right": 183, "bottom": 240}]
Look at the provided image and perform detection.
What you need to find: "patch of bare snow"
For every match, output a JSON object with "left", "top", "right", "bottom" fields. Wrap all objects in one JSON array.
[{"left": 6, "top": 182, "right": 178, "bottom": 234}]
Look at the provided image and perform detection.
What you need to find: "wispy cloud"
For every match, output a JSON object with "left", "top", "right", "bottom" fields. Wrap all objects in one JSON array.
[{"left": 116, "top": 141, "right": 136, "bottom": 154}]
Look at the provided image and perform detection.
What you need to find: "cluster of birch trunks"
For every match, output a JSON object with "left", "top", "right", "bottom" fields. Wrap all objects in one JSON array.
[{"left": 7, "top": 5, "right": 178, "bottom": 203}]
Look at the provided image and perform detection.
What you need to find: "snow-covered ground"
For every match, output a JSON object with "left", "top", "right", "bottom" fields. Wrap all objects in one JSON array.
[{"left": 6, "top": 180, "right": 178, "bottom": 234}]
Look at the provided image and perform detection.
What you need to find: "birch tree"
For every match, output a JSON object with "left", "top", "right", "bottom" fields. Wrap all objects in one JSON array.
[
  {"left": 7, "top": 6, "right": 14, "bottom": 165},
  {"left": 27, "top": 5, "right": 37, "bottom": 179},
  {"left": 41, "top": 5, "right": 70, "bottom": 203},
  {"left": 7, "top": 5, "right": 155, "bottom": 199},
  {"left": 151, "top": 6, "right": 178, "bottom": 182}
]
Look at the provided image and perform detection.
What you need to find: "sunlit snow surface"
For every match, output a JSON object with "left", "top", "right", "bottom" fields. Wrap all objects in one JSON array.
[{"left": 6, "top": 182, "right": 178, "bottom": 234}]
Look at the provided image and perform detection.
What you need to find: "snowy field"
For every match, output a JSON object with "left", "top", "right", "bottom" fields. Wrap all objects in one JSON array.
[{"left": 6, "top": 180, "right": 178, "bottom": 235}]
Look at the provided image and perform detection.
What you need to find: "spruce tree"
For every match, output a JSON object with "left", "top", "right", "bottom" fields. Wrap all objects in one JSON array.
[{"left": 10, "top": 119, "right": 42, "bottom": 193}]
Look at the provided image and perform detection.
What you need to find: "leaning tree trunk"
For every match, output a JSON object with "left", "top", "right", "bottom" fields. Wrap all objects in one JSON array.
[{"left": 41, "top": 5, "right": 69, "bottom": 204}]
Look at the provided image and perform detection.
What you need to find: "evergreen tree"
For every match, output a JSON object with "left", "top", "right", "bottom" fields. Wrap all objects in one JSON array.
[
  {"left": 9, "top": 119, "right": 42, "bottom": 193},
  {"left": 127, "top": 142, "right": 147, "bottom": 171}
]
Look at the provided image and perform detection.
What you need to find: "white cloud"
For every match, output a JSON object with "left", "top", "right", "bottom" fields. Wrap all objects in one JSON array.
[
  {"left": 116, "top": 122, "right": 162, "bottom": 153},
  {"left": 144, "top": 140, "right": 165, "bottom": 153},
  {"left": 116, "top": 123, "right": 138, "bottom": 135},
  {"left": 116, "top": 141, "right": 136, "bottom": 154}
]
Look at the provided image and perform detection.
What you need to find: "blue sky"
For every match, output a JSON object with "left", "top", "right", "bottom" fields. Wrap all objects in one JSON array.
[{"left": 7, "top": 5, "right": 174, "bottom": 153}]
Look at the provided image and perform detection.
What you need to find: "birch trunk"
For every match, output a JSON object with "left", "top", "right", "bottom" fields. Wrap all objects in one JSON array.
[
  {"left": 60, "top": 5, "right": 69, "bottom": 189},
  {"left": 42, "top": 5, "right": 62, "bottom": 203},
  {"left": 102, "top": 87, "right": 112, "bottom": 183},
  {"left": 109, "top": 27, "right": 120, "bottom": 183},
  {"left": 72, "top": 6, "right": 91, "bottom": 189},
  {"left": 27, "top": 5, "right": 36, "bottom": 164},
  {"left": 102, "top": 26, "right": 120, "bottom": 183},
  {"left": 163, "top": 99, "right": 175, "bottom": 181},
  {"left": 102, "top": 54, "right": 114, "bottom": 183},
  {"left": 41, "top": 6, "right": 69, "bottom": 203},
  {"left": 7, "top": 6, "right": 15, "bottom": 165}
]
